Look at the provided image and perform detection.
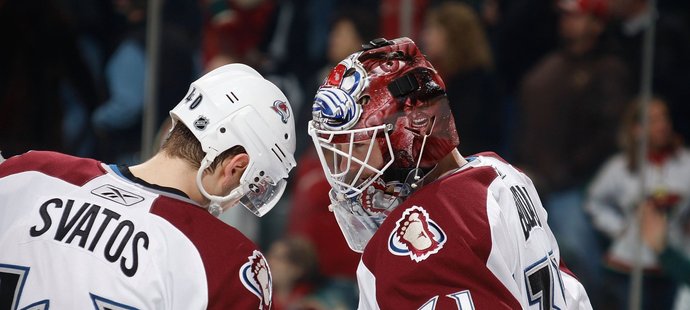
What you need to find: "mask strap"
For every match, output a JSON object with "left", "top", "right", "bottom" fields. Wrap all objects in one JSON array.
[
  {"left": 409, "top": 116, "right": 436, "bottom": 188},
  {"left": 388, "top": 73, "right": 419, "bottom": 98}
]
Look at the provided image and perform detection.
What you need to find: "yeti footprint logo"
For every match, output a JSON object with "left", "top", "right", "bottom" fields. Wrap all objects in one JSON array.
[
  {"left": 240, "top": 250, "right": 272, "bottom": 310},
  {"left": 388, "top": 206, "right": 446, "bottom": 262}
]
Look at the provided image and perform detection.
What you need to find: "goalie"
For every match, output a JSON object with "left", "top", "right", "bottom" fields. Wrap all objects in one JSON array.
[{"left": 307, "top": 37, "right": 592, "bottom": 309}]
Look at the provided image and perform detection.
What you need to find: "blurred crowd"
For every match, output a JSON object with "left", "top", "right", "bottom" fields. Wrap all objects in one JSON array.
[{"left": 1, "top": 0, "right": 689, "bottom": 308}]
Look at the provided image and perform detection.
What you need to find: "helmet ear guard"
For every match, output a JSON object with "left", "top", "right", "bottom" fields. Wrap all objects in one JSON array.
[{"left": 170, "top": 63, "right": 296, "bottom": 217}]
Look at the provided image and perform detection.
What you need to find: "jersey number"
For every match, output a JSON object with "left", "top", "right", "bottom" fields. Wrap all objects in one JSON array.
[
  {"left": 524, "top": 254, "right": 566, "bottom": 310},
  {"left": 419, "top": 290, "right": 475, "bottom": 310},
  {"left": 0, "top": 264, "right": 30, "bottom": 310},
  {"left": 1, "top": 264, "right": 136, "bottom": 310}
]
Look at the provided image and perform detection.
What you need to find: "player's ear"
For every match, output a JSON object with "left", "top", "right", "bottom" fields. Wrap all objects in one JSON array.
[{"left": 222, "top": 153, "right": 249, "bottom": 186}]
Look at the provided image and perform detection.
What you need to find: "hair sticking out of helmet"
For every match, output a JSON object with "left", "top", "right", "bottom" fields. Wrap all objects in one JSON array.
[
  {"left": 309, "top": 37, "right": 459, "bottom": 197},
  {"left": 170, "top": 63, "right": 296, "bottom": 217}
]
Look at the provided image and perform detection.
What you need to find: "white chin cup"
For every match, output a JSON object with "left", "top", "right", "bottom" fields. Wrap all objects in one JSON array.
[
  {"left": 332, "top": 203, "right": 385, "bottom": 253},
  {"left": 328, "top": 179, "right": 409, "bottom": 252}
]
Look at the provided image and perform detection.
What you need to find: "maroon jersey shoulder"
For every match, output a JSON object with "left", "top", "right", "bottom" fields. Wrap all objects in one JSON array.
[
  {"left": 0, "top": 151, "right": 105, "bottom": 186},
  {"left": 150, "top": 198, "right": 265, "bottom": 310},
  {"left": 362, "top": 165, "right": 521, "bottom": 309}
]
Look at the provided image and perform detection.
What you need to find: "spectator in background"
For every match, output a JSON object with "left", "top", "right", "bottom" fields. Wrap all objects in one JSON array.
[
  {"left": 256, "top": 1, "right": 381, "bottom": 247},
  {"left": 202, "top": 0, "right": 275, "bottom": 70},
  {"left": 259, "top": 0, "right": 344, "bottom": 90},
  {"left": 605, "top": 0, "right": 690, "bottom": 143},
  {"left": 495, "top": 0, "right": 559, "bottom": 95},
  {"left": 493, "top": 0, "right": 559, "bottom": 99},
  {"left": 487, "top": 0, "right": 560, "bottom": 159},
  {"left": 422, "top": 1, "right": 502, "bottom": 154},
  {"left": 0, "top": 0, "right": 101, "bottom": 157},
  {"left": 91, "top": 0, "right": 200, "bottom": 164},
  {"left": 298, "top": 6, "right": 380, "bottom": 158},
  {"left": 586, "top": 97, "right": 690, "bottom": 309},
  {"left": 267, "top": 236, "right": 356, "bottom": 310},
  {"left": 287, "top": 145, "right": 361, "bottom": 280},
  {"left": 57, "top": 0, "right": 122, "bottom": 157},
  {"left": 268, "top": 236, "right": 321, "bottom": 310},
  {"left": 322, "top": 6, "right": 380, "bottom": 82},
  {"left": 286, "top": 2, "right": 378, "bottom": 269},
  {"left": 640, "top": 199, "right": 690, "bottom": 310},
  {"left": 279, "top": 8, "right": 377, "bottom": 305},
  {"left": 379, "top": 0, "right": 428, "bottom": 40},
  {"left": 516, "top": 0, "right": 632, "bottom": 304}
]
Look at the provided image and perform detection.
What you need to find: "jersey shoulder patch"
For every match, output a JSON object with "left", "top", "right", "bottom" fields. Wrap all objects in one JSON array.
[
  {"left": 388, "top": 205, "right": 446, "bottom": 262},
  {"left": 239, "top": 250, "right": 272, "bottom": 310}
]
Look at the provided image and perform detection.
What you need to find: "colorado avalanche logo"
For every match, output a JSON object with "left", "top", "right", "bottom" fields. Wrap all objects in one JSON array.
[
  {"left": 240, "top": 250, "right": 272, "bottom": 310},
  {"left": 388, "top": 206, "right": 446, "bottom": 262},
  {"left": 312, "top": 87, "right": 362, "bottom": 131},
  {"left": 272, "top": 100, "right": 290, "bottom": 124}
]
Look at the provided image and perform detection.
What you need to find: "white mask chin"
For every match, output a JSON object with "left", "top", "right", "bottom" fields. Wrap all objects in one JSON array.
[{"left": 329, "top": 177, "right": 411, "bottom": 252}]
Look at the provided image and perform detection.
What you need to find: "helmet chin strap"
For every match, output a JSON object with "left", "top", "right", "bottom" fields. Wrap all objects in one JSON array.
[{"left": 195, "top": 153, "right": 245, "bottom": 217}]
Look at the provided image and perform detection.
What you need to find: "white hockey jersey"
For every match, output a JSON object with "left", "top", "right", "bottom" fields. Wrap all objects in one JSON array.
[
  {"left": 356, "top": 152, "right": 592, "bottom": 309},
  {"left": 586, "top": 149, "right": 690, "bottom": 270},
  {"left": 0, "top": 151, "right": 272, "bottom": 310}
]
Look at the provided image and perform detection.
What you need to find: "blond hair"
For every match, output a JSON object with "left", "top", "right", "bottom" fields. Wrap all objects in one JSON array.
[{"left": 427, "top": 2, "right": 493, "bottom": 75}]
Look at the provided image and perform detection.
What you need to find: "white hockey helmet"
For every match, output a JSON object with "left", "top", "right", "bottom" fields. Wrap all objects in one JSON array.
[{"left": 170, "top": 63, "right": 296, "bottom": 217}]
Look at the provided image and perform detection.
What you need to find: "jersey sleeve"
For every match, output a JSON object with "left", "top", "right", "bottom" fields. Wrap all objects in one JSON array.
[
  {"left": 533, "top": 175, "right": 594, "bottom": 310},
  {"left": 484, "top": 189, "right": 525, "bottom": 304},
  {"left": 504, "top": 160, "right": 592, "bottom": 309},
  {"left": 150, "top": 197, "right": 273, "bottom": 310},
  {"left": 560, "top": 265, "right": 594, "bottom": 310},
  {"left": 542, "top": 203, "right": 594, "bottom": 310},
  {"left": 0, "top": 153, "right": 32, "bottom": 233}
]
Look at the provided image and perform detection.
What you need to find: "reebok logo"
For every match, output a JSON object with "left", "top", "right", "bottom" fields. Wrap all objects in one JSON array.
[{"left": 91, "top": 185, "right": 144, "bottom": 206}]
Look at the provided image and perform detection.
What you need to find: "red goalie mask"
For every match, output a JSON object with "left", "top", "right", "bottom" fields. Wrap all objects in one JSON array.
[{"left": 308, "top": 37, "right": 459, "bottom": 198}]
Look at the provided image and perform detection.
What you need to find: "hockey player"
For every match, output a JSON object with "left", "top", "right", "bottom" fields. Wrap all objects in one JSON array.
[
  {"left": 0, "top": 63, "right": 296, "bottom": 309},
  {"left": 307, "top": 37, "right": 592, "bottom": 309}
]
